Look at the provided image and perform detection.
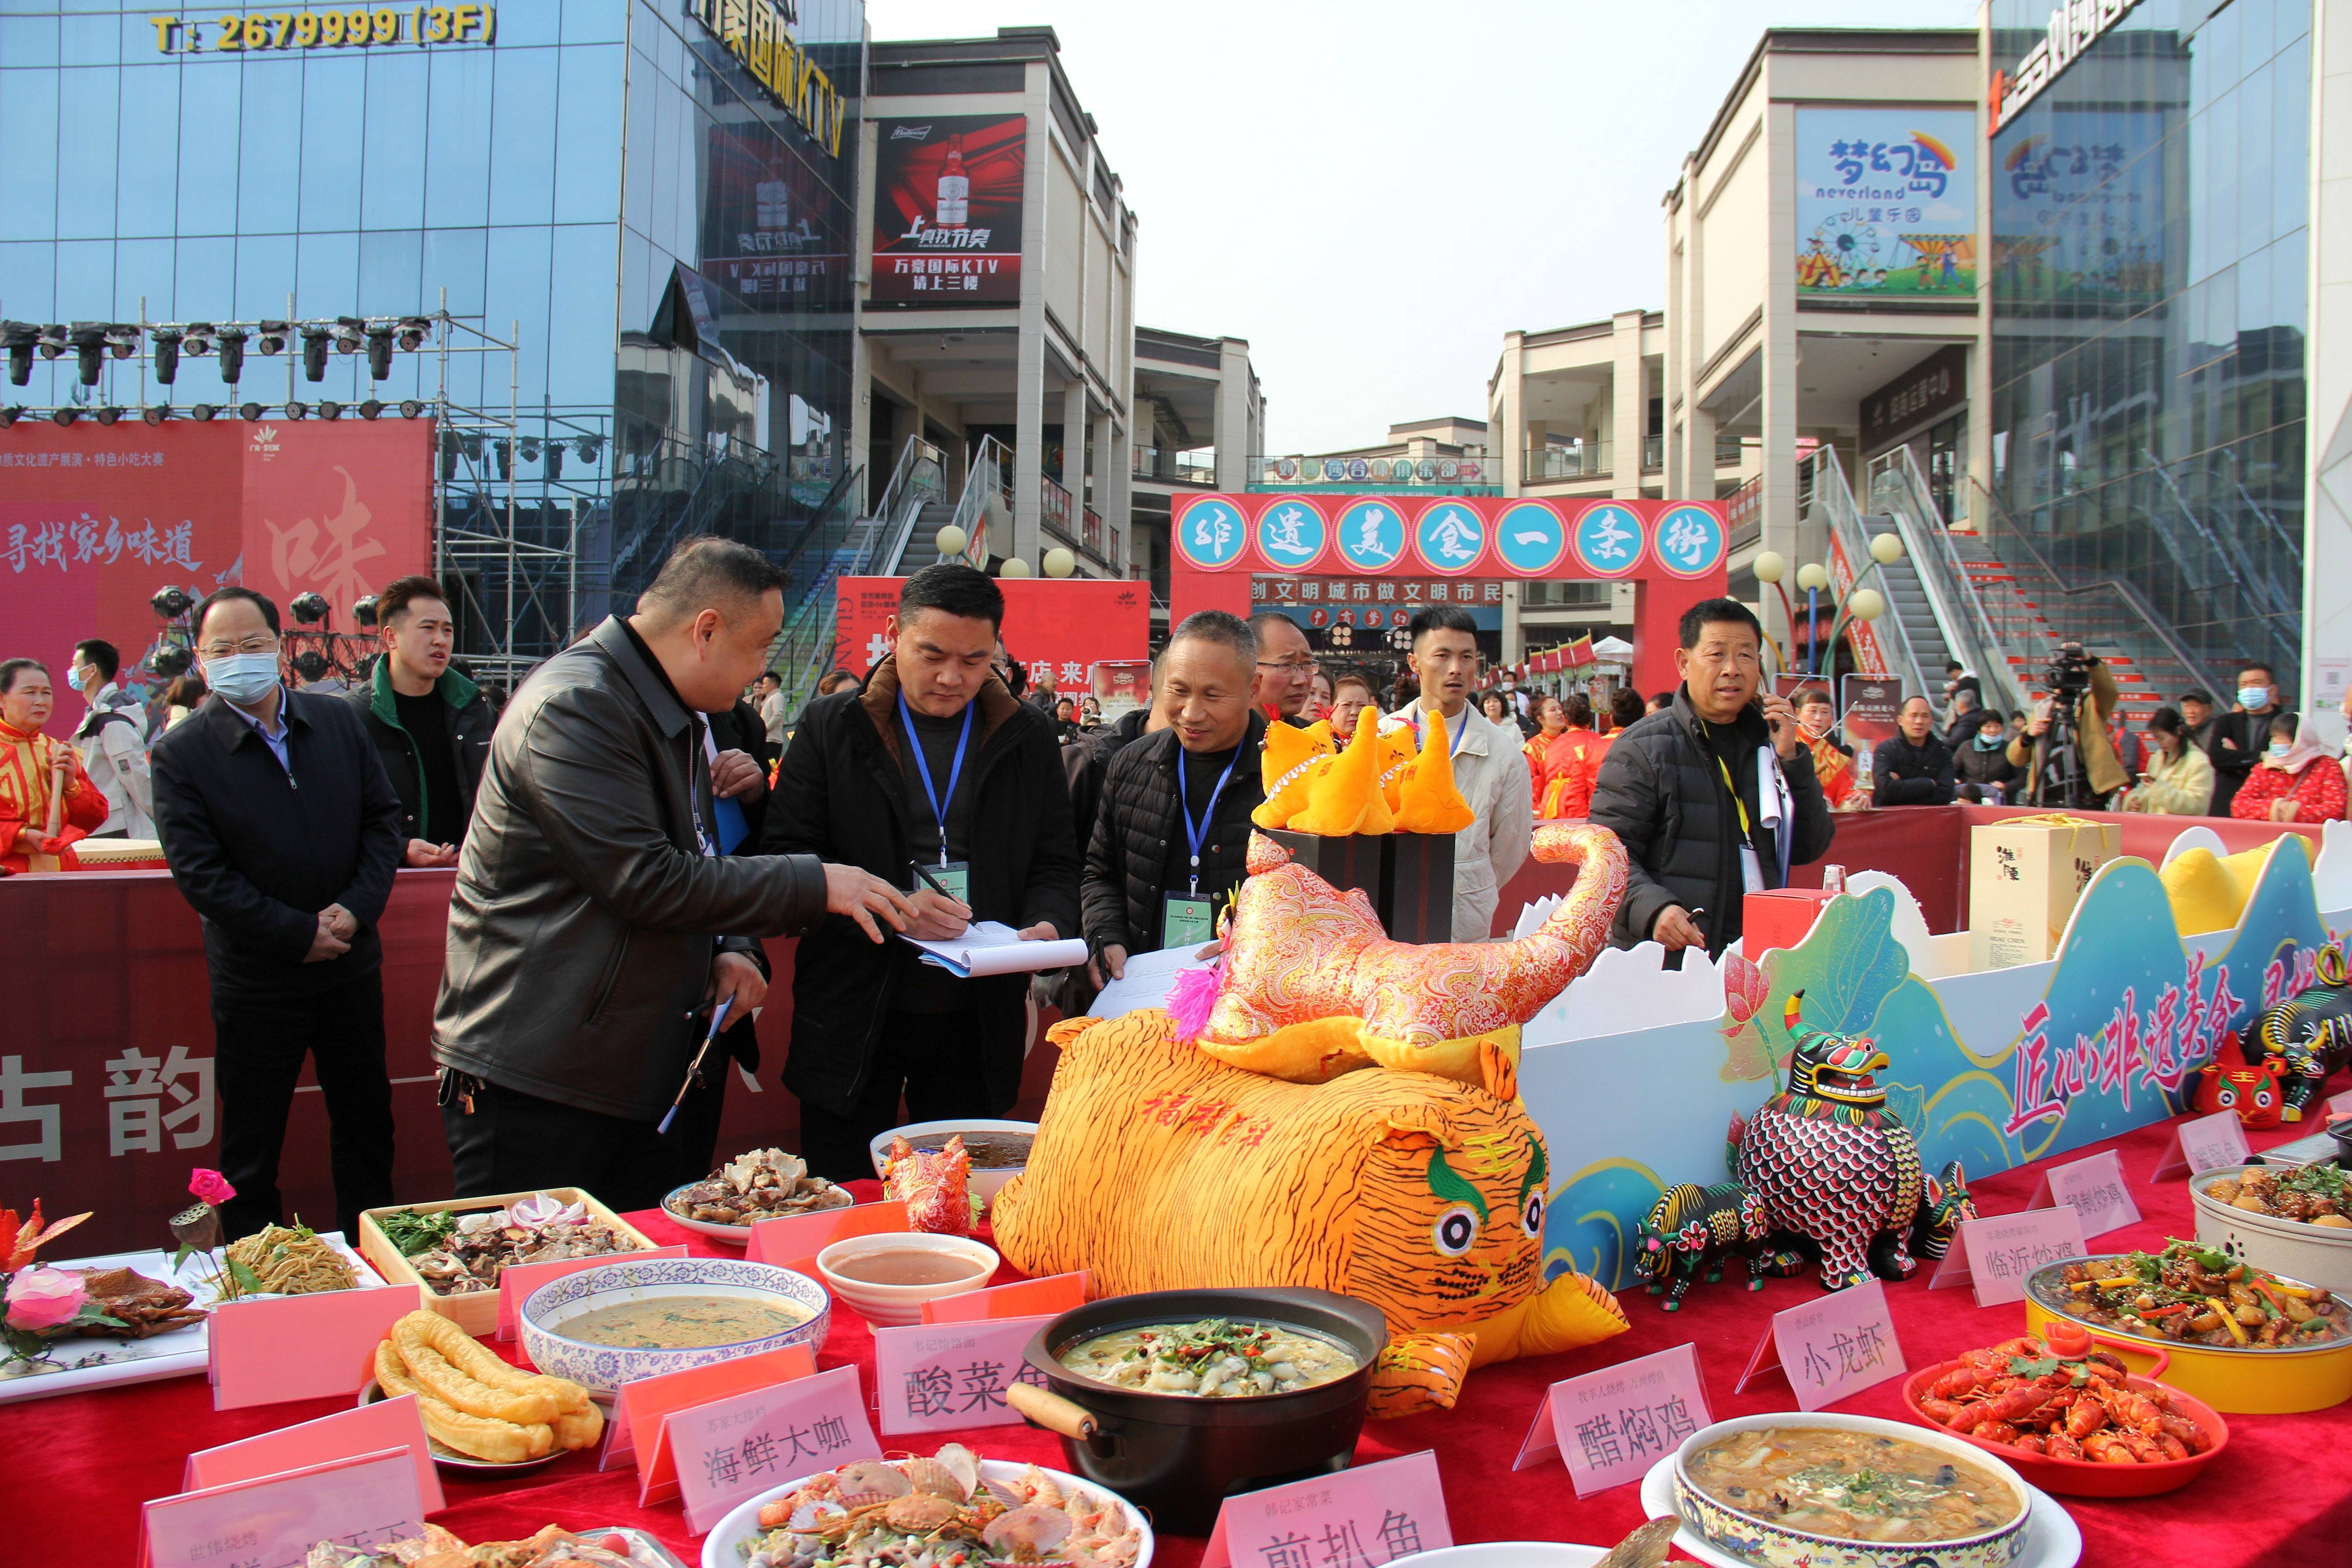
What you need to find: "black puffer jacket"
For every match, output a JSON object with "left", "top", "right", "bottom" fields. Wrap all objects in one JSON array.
[
  {"left": 1587, "top": 690, "right": 1835, "bottom": 956},
  {"left": 1063, "top": 707, "right": 1155, "bottom": 862},
  {"left": 1872, "top": 733, "right": 1956, "bottom": 806},
  {"left": 1082, "top": 713, "right": 1267, "bottom": 958}
]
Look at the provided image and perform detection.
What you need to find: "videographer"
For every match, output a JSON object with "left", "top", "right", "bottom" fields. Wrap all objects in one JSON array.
[{"left": 2007, "top": 643, "right": 2128, "bottom": 808}]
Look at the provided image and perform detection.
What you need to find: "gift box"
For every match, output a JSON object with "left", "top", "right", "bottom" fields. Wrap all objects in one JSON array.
[
  {"left": 1262, "top": 829, "right": 1455, "bottom": 946},
  {"left": 1743, "top": 887, "right": 1838, "bottom": 956},
  {"left": 1968, "top": 814, "right": 2119, "bottom": 969}
]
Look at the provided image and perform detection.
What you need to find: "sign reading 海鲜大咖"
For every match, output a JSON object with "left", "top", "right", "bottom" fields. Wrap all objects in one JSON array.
[
  {"left": 686, "top": 0, "right": 849, "bottom": 160},
  {"left": 151, "top": 7, "right": 495, "bottom": 53}
]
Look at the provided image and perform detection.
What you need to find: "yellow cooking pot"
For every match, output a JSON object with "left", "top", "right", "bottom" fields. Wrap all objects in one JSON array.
[{"left": 2024, "top": 1258, "right": 2352, "bottom": 1415}]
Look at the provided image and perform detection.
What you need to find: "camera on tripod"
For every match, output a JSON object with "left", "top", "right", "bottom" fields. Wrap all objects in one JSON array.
[{"left": 2045, "top": 641, "right": 2093, "bottom": 698}]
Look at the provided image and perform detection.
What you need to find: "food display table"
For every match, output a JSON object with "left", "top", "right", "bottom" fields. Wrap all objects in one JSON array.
[{"left": 20, "top": 1113, "right": 2349, "bottom": 1566}]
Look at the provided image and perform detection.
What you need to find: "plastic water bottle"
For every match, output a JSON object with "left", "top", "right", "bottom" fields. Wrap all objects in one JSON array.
[{"left": 1822, "top": 863, "right": 1847, "bottom": 894}]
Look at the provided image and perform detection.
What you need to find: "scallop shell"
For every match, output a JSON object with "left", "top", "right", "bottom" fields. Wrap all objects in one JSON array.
[
  {"left": 982, "top": 1505, "right": 1074, "bottom": 1555},
  {"left": 898, "top": 1456, "right": 970, "bottom": 1501},
  {"left": 833, "top": 1460, "right": 914, "bottom": 1504},
  {"left": 934, "top": 1441, "right": 982, "bottom": 1498}
]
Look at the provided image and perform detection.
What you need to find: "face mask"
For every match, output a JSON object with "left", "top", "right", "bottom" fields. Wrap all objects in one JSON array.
[
  {"left": 2268, "top": 742, "right": 2293, "bottom": 762},
  {"left": 203, "top": 652, "right": 280, "bottom": 706},
  {"left": 1976, "top": 733, "right": 2004, "bottom": 750},
  {"left": 2239, "top": 686, "right": 2271, "bottom": 709}
]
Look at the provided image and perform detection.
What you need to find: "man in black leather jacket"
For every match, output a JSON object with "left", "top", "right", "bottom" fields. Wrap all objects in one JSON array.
[{"left": 433, "top": 537, "right": 917, "bottom": 1208}]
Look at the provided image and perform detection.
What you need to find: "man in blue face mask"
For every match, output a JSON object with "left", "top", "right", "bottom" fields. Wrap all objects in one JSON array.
[
  {"left": 150, "top": 586, "right": 408, "bottom": 1242},
  {"left": 2208, "top": 662, "right": 2295, "bottom": 818}
]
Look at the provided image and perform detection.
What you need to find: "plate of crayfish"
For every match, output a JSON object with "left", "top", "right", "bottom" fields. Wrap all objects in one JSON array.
[{"left": 1898, "top": 1324, "right": 2227, "bottom": 1498}]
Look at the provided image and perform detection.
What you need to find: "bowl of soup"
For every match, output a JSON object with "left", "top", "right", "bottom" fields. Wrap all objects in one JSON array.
[
  {"left": 518, "top": 1257, "right": 829, "bottom": 1394},
  {"left": 1668, "top": 1413, "right": 2032, "bottom": 1568},
  {"left": 814, "top": 1232, "right": 1000, "bottom": 1327},
  {"left": 869, "top": 1118, "right": 1039, "bottom": 1206}
]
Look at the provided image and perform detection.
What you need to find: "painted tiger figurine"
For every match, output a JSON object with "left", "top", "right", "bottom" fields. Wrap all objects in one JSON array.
[{"left": 1629, "top": 1180, "right": 1794, "bottom": 1310}]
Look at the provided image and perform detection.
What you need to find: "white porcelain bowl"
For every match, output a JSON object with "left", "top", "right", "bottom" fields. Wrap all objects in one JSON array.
[
  {"left": 868, "top": 1117, "right": 1038, "bottom": 1204},
  {"left": 518, "top": 1257, "right": 829, "bottom": 1396},
  {"left": 702, "top": 1456, "right": 1153, "bottom": 1568},
  {"left": 814, "top": 1230, "right": 998, "bottom": 1327}
]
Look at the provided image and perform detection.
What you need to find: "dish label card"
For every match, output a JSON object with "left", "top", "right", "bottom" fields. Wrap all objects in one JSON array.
[
  {"left": 183, "top": 1391, "right": 443, "bottom": 1514},
  {"left": 141, "top": 1447, "right": 423, "bottom": 1568},
  {"left": 2034, "top": 1148, "right": 2143, "bottom": 1240},
  {"left": 497, "top": 1244, "right": 687, "bottom": 1343},
  {"left": 667, "top": 1363, "right": 882, "bottom": 1535},
  {"left": 872, "top": 1313, "right": 1056, "bottom": 1434},
  {"left": 207, "top": 1283, "right": 422, "bottom": 1410},
  {"left": 2151, "top": 1109, "right": 2251, "bottom": 1181},
  {"left": 2330, "top": 1088, "right": 2352, "bottom": 1120},
  {"left": 747, "top": 1199, "right": 911, "bottom": 1275},
  {"left": 1512, "top": 1341, "right": 1711, "bottom": 1495},
  {"left": 921, "top": 1269, "right": 1088, "bottom": 1324},
  {"left": 1931, "top": 1207, "right": 2090, "bottom": 1307},
  {"left": 603, "top": 1340, "right": 818, "bottom": 1479},
  {"left": 1200, "top": 1450, "right": 1452, "bottom": 1568},
  {"left": 1738, "top": 1279, "right": 1906, "bottom": 1410}
]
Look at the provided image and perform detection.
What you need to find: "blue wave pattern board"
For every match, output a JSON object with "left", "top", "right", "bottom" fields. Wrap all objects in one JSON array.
[{"left": 1526, "top": 843, "right": 2349, "bottom": 1293}]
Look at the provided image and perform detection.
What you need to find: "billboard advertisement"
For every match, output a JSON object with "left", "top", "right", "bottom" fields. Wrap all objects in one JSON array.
[
  {"left": 870, "top": 115, "right": 1026, "bottom": 307},
  {"left": 1794, "top": 108, "right": 1977, "bottom": 299},
  {"left": 833, "top": 575, "right": 1148, "bottom": 691},
  {"left": 1991, "top": 109, "right": 2166, "bottom": 308},
  {"left": 699, "top": 118, "right": 851, "bottom": 313},
  {"left": 0, "top": 420, "right": 433, "bottom": 735}
]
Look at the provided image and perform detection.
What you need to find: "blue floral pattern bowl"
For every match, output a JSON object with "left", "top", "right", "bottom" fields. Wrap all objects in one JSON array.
[{"left": 519, "top": 1257, "right": 831, "bottom": 1395}]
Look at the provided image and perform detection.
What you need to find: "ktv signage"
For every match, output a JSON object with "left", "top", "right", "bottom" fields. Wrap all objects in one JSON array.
[
  {"left": 1992, "top": 0, "right": 2142, "bottom": 131},
  {"left": 688, "top": 0, "right": 849, "bottom": 159},
  {"left": 871, "top": 117, "right": 1028, "bottom": 307}
]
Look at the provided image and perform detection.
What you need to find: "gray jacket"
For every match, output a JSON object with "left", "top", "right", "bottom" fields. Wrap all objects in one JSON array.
[{"left": 433, "top": 617, "right": 830, "bottom": 1121}]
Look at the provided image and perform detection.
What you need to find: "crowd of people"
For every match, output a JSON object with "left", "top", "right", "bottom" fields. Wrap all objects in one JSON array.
[{"left": 9, "top": 546, "right": 2351, "bottom": 1245}]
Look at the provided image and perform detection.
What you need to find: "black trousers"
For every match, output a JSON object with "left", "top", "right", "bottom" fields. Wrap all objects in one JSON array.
[
  {"left": 673, "top": 1015, "right": 762, "bottom": 1182},
  {"left": 212, "top": 970, "right": 396, "bottom": 1243},
  {"left": 797, "top": 1008, "right": 1006, "bottom": 1183},
  {"left": 442, "top": 1080, "right": 687, "bottom": 1214}
]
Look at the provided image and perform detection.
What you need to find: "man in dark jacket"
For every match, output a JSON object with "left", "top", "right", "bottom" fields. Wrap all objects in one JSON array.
[
  {"left": 1588, "top": 598, "right": 1835, "bottom": 959},
  {"left": 1874, "top": 696, "right": 1957, "bottom": 806},
  {"left": 1083, "top": 612, "right": 1266, "bottom": 983},
  {"left": 765, "top": 564, "right": 1081, "bottom": 1181},
  {"left": 434, "top": 537, "right": 915, "bottom": 1208},
  {"left": 348, "top": 574, "right": 493, "bottom": 870},
  {"left": 152, "top": 586, "right": 407, "bottom": 1240},
  {"left": 2208, "top": 662, "right": 2295, "bottom": 818}
]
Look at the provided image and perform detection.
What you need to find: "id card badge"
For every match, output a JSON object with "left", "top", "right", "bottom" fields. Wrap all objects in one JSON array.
[
  {"left": 933, "top": 861, "right": 971, "bottom": 903},
  {"left": 1739, "top": 845, "right": 1766, "bottom": 894},
  {"left": 1161, "top": 892, "right": 1215, "bottom": 951}
]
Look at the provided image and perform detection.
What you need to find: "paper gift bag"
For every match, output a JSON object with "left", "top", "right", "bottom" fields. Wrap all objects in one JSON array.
[{"left": 1969, "top": 814, "right": 2118, "bottom": 969}]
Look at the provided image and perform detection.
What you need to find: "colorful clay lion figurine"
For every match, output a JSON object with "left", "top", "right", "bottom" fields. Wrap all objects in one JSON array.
[
  {"left": 2252, "top": 941, "right": 2352, "bottom": 1120},
  {"left": 991, "top": 1007, "right": 1629, "bottom": 1417},
  {"left": 1176, "top": 823, "right": 1627, "bottom": 1088},
  {"left": 1728, "top": 990, "right": 1924, "bottom": 1291}
]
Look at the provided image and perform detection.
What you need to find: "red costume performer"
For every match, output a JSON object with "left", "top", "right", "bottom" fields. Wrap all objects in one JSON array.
[{"left": 0, "top": 716, "right": 107, "bottom": 873}]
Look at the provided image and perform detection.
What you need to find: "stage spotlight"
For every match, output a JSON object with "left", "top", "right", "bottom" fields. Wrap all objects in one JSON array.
[
  {"left": 495, "top": 438, "right": 511, "bottom": 479},
  {"left": 216, "top": 328, "right": 247, "bottom": 385},
  {"left": 191, "top": 403, "right": 217, "bottom": 422},
  {"left": 359, "top": 399, "right": 383, "bottom": 419},
  {"left": 182, "top": 323, "right": 215, "bottom": 358},
  {"left": 147, "top": 643, "right": 191, "bottom": 678},
  {"left": 396, "top": 316, "right": 431, "bottom": 351},
  {"left": 333, "top": 316, "right": 366, "bottom": 354},
  {"left": 36, "top": 324, "right": 65, "bottom": 360},
  {"left": 151, "top": 585, "right": 194, "bottom": 619},
  {"left": 289, "top": 591, "right": 330, "bottom": 625},
  {"left": 291, "top": 649, "right": 330, "bottom": 682},
  {"left": 150, "top": 328, "right": 182, "bottom": 384},
  {"left": 365, "top": 326, "right": 394, "bottom": 380},
  {"left": 1, "top": 323, "right": 37, "bottom": 387},
  {"left": 318, "top": 400, "right": 343, "bottom": 420},
  {"left": 69, "top": 323, "right": 108, "bottom": 386},
  {"left": 94, "top": 406, "right": 123, "bottom": 426},
  {"left": 52, "top": 407, "right": 78, "bottom": 426},
  {"left": 399, "top": 399, "right": 424, "bottom": 419},
  {"left": 353, "top": 594, "right": 380, "bottom": 628},
  {"left": 142, "top": 406, "right": 167, "bottom": 426},
  {"left": 105, "top": 324, "right": 140, "bottom": 360},
  {"left": 0, "top": 406, "right": 20, "bottom": 428},
  {"left": 284, "top": 400, "right": 309, "bottom": 419},
  {"left": 240, "top": 401, "right": 265, "bottom": 421},
  {"left": 519, "top": 437, "right": 540, "bottom": 463},
  {"left": 577, "top": 438, "right": 602, "bottom": 464},
  {"left": 255, "top": 321, "right": 289, "bottom": 356},
  {"left": 300, "top": 327, "right": 330, "bottom": 382}
]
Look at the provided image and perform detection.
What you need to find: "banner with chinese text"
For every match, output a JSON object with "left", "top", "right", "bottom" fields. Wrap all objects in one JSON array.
[
  {"left": 870, "top": 116, "right": 1026, "bottom": 306},
  {"left": 833, "top": 576, "right": 1149, "bottom": 693},
  {"left": 1795, "top": 108, "right": 1977, "bottom": 299}
]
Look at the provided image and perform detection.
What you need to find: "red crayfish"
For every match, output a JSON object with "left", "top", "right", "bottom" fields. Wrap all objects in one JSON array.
[{"left": 1915, "top": 1337, "right": 2214, "bottom": 1465}]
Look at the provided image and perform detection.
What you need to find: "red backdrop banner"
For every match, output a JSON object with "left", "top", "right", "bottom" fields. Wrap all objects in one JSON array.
[
  {"left": 0, "top": 419, "right": 434, "bottom": 736},
  {"left": 833, "top": 575, "right": 1152, "bottom": 692}
]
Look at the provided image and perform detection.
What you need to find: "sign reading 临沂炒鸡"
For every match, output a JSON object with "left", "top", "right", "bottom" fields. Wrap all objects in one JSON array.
[
  {"left": 151, "top": 7, "right": 496, "bottom": 53},
  {"left": 686, "top": 0, "right": 849, "bottom": 159},
  {"left": 1794, "top": 107, "right": 1978, "bottom": 299}
]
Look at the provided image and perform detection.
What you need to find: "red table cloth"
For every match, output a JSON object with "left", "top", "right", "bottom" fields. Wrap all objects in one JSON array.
[{"left": 24, "top": 1113, "right": 2352, "bottom": 1567}]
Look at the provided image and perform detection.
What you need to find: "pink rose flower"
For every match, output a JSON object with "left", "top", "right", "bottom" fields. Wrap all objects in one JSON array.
[
  {"left": 4, "top": 1267, "right": 88, "bottom": 1332},
  {"left": 188, "top": 1169, "right": 236, "bottom": 1206}
]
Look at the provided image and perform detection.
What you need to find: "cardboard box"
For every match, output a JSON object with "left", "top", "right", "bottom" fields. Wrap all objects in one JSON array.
[
  {"left": 1968, "top": 815, "right": 2119, "bottom": 969},
  {"left": 1743, "top": 887, "right": 1838, "bottom": 956},
  {"left": 357, "top": 1187, "right": 662, "bottom": 1337}
]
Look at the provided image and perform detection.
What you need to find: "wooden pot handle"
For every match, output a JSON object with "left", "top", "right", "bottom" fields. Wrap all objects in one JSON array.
[{"left": 1007, "top": 1380, "right": 1098, "bottom": 1440}]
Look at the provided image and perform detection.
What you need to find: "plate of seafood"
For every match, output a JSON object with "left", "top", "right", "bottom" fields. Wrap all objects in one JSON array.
[{"left": 699, "top": 1444, "right": 1150, "bottom": 1568}]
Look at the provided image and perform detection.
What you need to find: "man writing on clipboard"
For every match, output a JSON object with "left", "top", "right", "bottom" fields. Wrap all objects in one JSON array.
[{"left": 766, "top": 564, "right": 1079, "bottom": 1181}]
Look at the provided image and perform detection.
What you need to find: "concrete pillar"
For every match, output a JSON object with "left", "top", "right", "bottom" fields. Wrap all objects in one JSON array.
[
  {"left": 1686, "top": 404, "right": 1717, "bottom": 505},
  {"left": 1759, "top": 100, "right": 1803, "bottom": 656},
  {"left": 1011, "top": 69, "right": 1050, "bottom": 568},
  {"left": 1496, "top": 332, "right": 1524, "bottom": 496},
  {"left": 1612, "top": 309, "right": 1646, "bottom": 500},
  {"left": 1104, "top": 412, "right": 1132, "bottom": 578},
  {"left": 1215, "top": 338, "right": 1252, "bottom": 489},
  {"left": 1060, "top": 379, "right": 1086, "bottom": 507}
]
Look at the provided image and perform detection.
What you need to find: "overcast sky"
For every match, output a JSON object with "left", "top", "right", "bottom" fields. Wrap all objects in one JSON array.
[{"left": 866, "top": 0, "right": 1978, "bottom": 455}]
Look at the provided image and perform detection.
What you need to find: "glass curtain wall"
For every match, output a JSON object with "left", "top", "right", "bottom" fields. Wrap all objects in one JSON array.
[{"left": 1987, "top": 0, "right": 2310, "bottom": 682}]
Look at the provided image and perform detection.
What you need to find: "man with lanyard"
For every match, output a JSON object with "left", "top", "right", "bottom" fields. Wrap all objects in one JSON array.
[
  {"left": 1589, "top": 597, "right": 1836, "bottom": 960},
  {"left": 1083, "top": 611, "right": 1267, "bottom": 983},
  {"left": 767, "top": 563, "right": 1078, "bottom": 1181},
  {"left": 1380, "top": 606, "right": 1532, "bottom": 942}
]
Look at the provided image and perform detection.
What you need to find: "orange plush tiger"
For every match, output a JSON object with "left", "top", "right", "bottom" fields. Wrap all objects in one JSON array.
[{"left": 991, "top": 1009, "right": 1628, "bottom": 1417}]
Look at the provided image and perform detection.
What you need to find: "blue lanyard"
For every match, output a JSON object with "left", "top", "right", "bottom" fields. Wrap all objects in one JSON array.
[
  {"left": 897, "top": 690, "right": 973, "bottom": 866},
  {"left": 1177, "top": 744, "right": 1243, "bottom": 894},
  {"left": 1422, "top": 705, "right": 1466, "bottom": 757}
]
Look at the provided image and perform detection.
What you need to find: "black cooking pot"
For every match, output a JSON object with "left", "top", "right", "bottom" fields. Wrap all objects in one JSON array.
[{"left": 1009, "top": 1287, "right": 1385, "bottom": 1535}]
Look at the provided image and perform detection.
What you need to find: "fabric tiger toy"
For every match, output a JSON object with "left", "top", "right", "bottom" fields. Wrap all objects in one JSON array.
[{"left": 991, "top": 1008, "right": 1629, "bottom": 1418}]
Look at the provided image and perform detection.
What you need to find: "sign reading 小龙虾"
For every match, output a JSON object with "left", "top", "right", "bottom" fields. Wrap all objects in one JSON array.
[{"left": 152, "top": 7, "right": 497, "bottom": 53}]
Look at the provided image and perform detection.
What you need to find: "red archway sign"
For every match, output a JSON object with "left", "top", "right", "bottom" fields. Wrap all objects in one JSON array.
[{"left": 1169, "top": 494, "right": 1729, "bottom": 697}]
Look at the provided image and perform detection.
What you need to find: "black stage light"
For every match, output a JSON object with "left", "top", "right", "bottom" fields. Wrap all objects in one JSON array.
[
  {"left": 190, "top": 403, "right": 217, "bottom": 421},
  {"left": 216, "top": 328, "right": 247, "bottom": 385},
  {"left": 399, "top": 399, "right": 424, "bottom": 419},
  {"left": 300, "top": 327, "right": 330, "bottom": 382},
  {"left": 94, "top": 406, "right": 122, "bottom": 426},
  {"left": 358, "top": 399, "right": 383, "bottom": 419},
  {"left": 151, "top": 585, "right": 193, "bottom": 619},
  {"left": 365, "top": 327, "right": 394, "bottom": 381},
  {"left": 182, "top": 322, "right": 215, "bottom": 358},
  {"left": 0, "top": 406, "right": 20, "bottom": 428},
  {"left": 142, "top": 406, "right": 167, "bottom": 426},
  {"left": 577, "top": 437, "right": 602, "bottom": 464},
  {"left": 1, "top": 323, "right": 38, "bottom": 387},
  {"left": 353, "top": 594, "right": 380, "bottom": 628},
  {"left": 519, "top": 437, "right": 540, "bottom": 463},
  {"left": 150, "top": 328, "right": 182, "bottom": 384},
  {"left": 291, "top": 649, "right": 330, "bottom": 682},
  {"left": 318, "top": 400, "right": 343, "bottom": 420},
  {"left": 106, "top": 324, "right": 139, "bottom": 359},
  {"left": 68, "top": 323, "right": 107, "bottom": 385},
  {"left": 52, "top": 407, "right": 77, "bottom": 426},
  {"left": 239, "top": 401, "right": 265, "bottom": 421},
  {"left": 290, "top": 591, "right": 330, "bottom": 625},
  {"left": 546, "top": 441, "right": 563, "bottom": 480},
  {"left": 495, "top": 438, "right": 511, "bottom": 479},
  {"left": 256, "top": 321, "right": 289, "bottom": 355},
  {"left": 396, "top": 316, "right": 431, "bottom": 351},
  {"left": 36, "top": 324, "right": 65, "bottom": 360},
  {"left": 334, "top": 316, "right": 366, "bottom": 354},
  {"left": 147, "top": 643, "right": 191, "bottom": 678},
  {"left": 284, "top": 400, "right": 309, "bottom": 419}
]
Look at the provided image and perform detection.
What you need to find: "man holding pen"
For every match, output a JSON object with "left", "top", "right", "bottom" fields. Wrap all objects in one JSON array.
[{"left": 766, "top": 564, "right": 1079, "bottom": 1180}]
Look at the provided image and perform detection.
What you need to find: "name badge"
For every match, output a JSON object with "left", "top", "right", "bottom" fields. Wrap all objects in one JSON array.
[
  {"left": 932, "top": 861, "right": 971, "bottom": 902},
  {"left": 1739, "top": 845, "right": 1766, "bottom": 894},
  {"left": 1161, "top": 892, "right": 1216, "bottom": 951}
]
